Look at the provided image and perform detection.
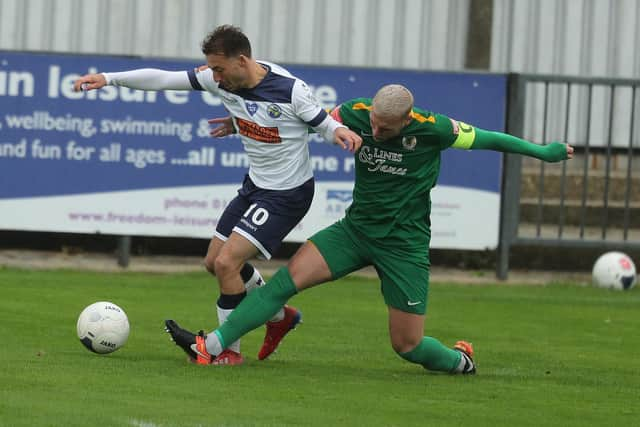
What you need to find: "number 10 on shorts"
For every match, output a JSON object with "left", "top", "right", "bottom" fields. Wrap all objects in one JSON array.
[{"left": 244, "top": 203, "right": 269, "bottom": 226}]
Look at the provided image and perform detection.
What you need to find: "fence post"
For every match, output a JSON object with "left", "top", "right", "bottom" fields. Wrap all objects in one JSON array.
[
  {"left": 497, "top": 74, "right": 526, "bottom": 280},
  {"left": 116, "top": 236, "right": 132, "bottom": 268}
]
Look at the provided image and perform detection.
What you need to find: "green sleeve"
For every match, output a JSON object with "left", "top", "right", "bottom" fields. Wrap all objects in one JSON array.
[
  {"left": 450, "top": 120, "right": 569, "bottom": 162},
  {"left": 472, "top": 128, "right": 568, "bottom": 162}
]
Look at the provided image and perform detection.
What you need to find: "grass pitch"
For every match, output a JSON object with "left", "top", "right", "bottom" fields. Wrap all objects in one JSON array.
[{"left": 0, "top": 267, "right": 638, "bottom": 426}]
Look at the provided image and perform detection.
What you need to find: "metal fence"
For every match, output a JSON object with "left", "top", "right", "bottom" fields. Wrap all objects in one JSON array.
[{"left": 497, "top": 74, "right": 640, "bottom": 279}]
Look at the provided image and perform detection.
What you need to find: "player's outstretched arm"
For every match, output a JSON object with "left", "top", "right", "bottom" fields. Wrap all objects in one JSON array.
[
  {"left": 452, "top": 122, "right": 573, "bottom": 162},
  {"left": 73, "top": 73, "right": 107, "bottom": 91},
  {"left": 73, "top": 69, "right": 193, "bottom": 92}
]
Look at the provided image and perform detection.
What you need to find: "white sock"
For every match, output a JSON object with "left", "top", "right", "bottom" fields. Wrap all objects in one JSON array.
[
  {"left": 216, "top": 305, "right": 240, "bottom": 353},
  {"left": 205, "top": 331, "right": 223, "bottom": 356},
  {"left": 243, "top": 267, "right": 285, "bottom": 323},
  {"left": 243, "top": 268, "right": 264, "bottom": 292}
]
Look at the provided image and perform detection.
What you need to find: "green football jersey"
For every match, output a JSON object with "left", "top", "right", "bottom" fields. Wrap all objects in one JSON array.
[{"left": 336, "top": 98, "right": 460, "bottom": 248}]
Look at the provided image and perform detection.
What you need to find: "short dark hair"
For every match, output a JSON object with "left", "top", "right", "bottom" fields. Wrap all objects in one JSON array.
[{"left": 201, "top": 25, "right": 252, "bottom": 57}]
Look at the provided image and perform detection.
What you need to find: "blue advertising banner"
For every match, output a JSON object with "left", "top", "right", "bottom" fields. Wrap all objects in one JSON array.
[{"left": 0, "top": 51, "right": 506, "bottom": 249}]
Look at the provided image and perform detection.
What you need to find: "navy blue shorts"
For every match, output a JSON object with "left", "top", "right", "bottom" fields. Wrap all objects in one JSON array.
[{"left": 215, "top": 175, "right": 315, "bottom": 259}]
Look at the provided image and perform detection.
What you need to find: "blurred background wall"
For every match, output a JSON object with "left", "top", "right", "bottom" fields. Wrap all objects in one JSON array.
[
  {"left": 0, "top": 0, "right": 470, "bottom": 70},
  {"left": 1, "top": 0, "right": 639, "bottom": 78}
]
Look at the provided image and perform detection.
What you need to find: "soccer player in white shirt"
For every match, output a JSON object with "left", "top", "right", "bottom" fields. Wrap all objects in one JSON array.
[{"left": 74, "top": 25, "right": 362, "bottom": 365}]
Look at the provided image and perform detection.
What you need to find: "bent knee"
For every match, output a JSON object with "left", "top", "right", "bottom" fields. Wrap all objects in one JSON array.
[
  {"left": 203, "top": 254, "right": 217, "bottom": 275},
  {"left": 213, "top": 252, "right": 243, "bottom": 277},
  {"left": 390, "top": 335, "right": 422, "bottom": 355}
]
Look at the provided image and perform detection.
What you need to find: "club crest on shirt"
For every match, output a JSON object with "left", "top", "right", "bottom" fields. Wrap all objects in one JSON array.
[
  {"left": 245, "top": 102, "right": 259, "bottom": 116},
  {"left": 402, "top": 136, "right": 417, "bottom": 150},
  {"left": 267, "top": 104, "right": 282, "bottom": 118}
]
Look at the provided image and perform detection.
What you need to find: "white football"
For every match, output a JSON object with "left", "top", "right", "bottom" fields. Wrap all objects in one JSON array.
[
  {"left": 77, "top": 301, "right": 130, "bottom": 354},
  {"left": 592, "top": 251, "right": 637, "bottom": 291}
]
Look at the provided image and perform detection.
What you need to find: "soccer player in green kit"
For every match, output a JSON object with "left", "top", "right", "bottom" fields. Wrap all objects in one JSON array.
[{"left": 166, "top": 84, "right": 574, "bottom": 373}]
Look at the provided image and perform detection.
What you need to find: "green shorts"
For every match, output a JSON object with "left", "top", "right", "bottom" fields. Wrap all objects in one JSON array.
[{"left": 308, "top": 219, "right": 430, "bottom": 315}]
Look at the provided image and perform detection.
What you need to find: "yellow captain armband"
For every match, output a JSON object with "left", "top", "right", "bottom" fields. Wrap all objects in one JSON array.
[{"left": 450, "top": 119, "right": 476, "bottom": 149}]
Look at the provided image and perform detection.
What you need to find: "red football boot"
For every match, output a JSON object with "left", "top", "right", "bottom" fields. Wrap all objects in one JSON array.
[{"left": 257, "top": 305, "right": 302, "bottom": 360}]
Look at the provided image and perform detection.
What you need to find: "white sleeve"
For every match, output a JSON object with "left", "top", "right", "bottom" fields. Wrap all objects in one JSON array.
[
  {"left": 188, "top": 67, "right": 219, "bottom": 93},
  {"left": 291, "top": 79, "right": 346, "bottom": 143},
  {"left": 103, "top": 69, "right": 193, "bottom": 90},
  {"left": 312, "top": 115, "right": 347, "bottom": 143}
]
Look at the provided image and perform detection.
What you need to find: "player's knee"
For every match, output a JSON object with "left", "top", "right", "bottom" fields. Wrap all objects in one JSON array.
[
  {"left": 390, "top": 334, "right": 422, "bottom": 354},
  {"left": 213, "top": 252, "right": 242, "bottom": 279},
  {"left": 203, "top": 253, "right": 217, "bottom": 275}
]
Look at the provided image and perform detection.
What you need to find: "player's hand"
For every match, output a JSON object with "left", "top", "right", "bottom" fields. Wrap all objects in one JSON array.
[
  {"left": 333, "top": 127, "right": 362, "bottom": 153},
  {"left": 208, "top": 117, "right": 236, "bottom": 138},
  {"left": 545, "top": 142, "right": 574, "bottom": 162},
  {"left": 73, "top": 74, "right": 107, "bottom": 92},
  {"left": 565, "top": 143, "right": 574, "bottom": 159}
]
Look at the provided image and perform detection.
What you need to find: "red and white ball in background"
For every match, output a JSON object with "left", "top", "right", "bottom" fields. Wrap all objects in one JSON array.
[{"left": 592, "top": 251, "right": 637, "bottom": 291}]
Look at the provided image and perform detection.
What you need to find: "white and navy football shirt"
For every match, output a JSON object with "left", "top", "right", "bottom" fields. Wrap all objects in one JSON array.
[{"left": 188, "top": 61, "right": 336, "bottom": 190}]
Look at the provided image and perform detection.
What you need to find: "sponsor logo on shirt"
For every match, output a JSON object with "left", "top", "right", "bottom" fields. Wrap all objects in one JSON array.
[
  {"left": 358, "top": 146, "right": 407, "bottom": 176},
  {"left": 245, "top": 102, "right": 259, "bottom": 116},
  {"left": 267, "top": 104, "right": 283, "bottom": 118},
  {"left": 235, "top": 117, "right": 282, "bottom": 143}
]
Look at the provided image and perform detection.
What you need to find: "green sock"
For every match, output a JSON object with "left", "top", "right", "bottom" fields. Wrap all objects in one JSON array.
[
  {"left": 216, "top": 267, "right": 298, "bottom": 349},
  {"left": 398, "top": 337, "right": 461, "bottom": 372}
]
